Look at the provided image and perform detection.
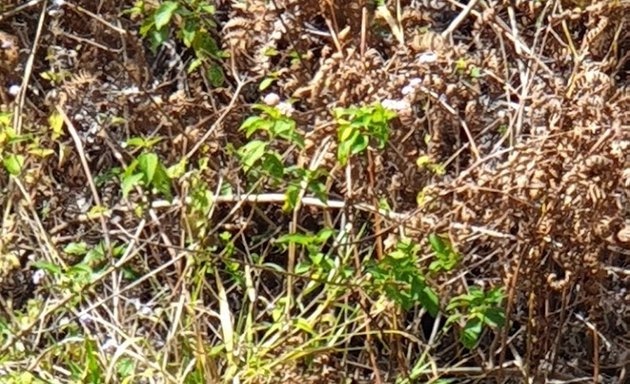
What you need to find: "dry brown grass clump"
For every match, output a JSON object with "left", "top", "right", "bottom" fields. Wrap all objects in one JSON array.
[{"left": 0, "top": 0, "right": 629, "bottom": 383}]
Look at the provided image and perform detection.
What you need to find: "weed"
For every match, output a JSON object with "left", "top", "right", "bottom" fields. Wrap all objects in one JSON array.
[
  {"left": 366, "top": 238, "right": 440, "bottom": 316},
  {"left": 129, "top": 0, "right": 226, "bottom": 86},
  {"left": 334, "top": 102, "right": 396, "bottom": 165},
  {"left": 446, "top": 286, "right": 506, "bottom": 349}
]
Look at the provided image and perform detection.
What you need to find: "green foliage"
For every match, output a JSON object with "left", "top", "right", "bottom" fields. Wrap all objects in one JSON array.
[
  {"left": 276, "top": 228, "right": 346, "bottom": 293},
  {"left": 125, "top": 136, "right": 163, "bottom": 150},
  {"left": 121, "top": 152, "right": 173, "bottom": 201},
  {"left": 130, "top": 0, "right": 225, "bottom": 86},
  {"left": 236, "top": 105, "right": 327, "bottom": 211},
  {"left": 240, "top": 104, "right": 304, "bottom": 147},
  {"left": 2, "top": 154, "right": 24, "bottom": 176},
  {"left": 219, "top": 231, "right": 243, "bottom": 286},
  {"left": 416, "top": 155, "right": 446, "bottom": 176},
  {"left": 367, "top": 239, "right": 439, "bottom": 316},
  {"left": 0, "top": 110, "right": 55, "bottom": 176},
  {"left": 259, "top": 71, "right": 280, "bottom": 91},
  {"left": 428, "top": 233, "right": 459, "bottom": 273},
  {"left": 334, "top": 102, "right": 396, "bottom": 165},
  {"left": 184, "top": 160, "right": 215, "bottom": 239},
  {"left": 283, "top": 166, "right": 328, "bottom": 211},
  {"left": 446, "top": 286, "right": 506, "bottom": 349}
]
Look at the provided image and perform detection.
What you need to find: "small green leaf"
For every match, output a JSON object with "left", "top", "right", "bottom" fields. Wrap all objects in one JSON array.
[
  {"left": 461, "top": 317, "right": 483, "bottom": 348},
  {"left": 182, "top": 19, "right": 197, "bottom": 47},
  {"left": 337, "top": 133, "right": 356, "bottom": 165},
  {"left": 259, "top": 77, "right": 275, "bottom": 91},
  {"left": 455, "top": 57, "right": 467, "bottom": 71},
  {"left": 0, "top": 111, "right": 12, "bottom": 127},
  {"left": 237, "top": 140, "right": 267, "bottom": 173},
  {"left": 338, "top": 124, "right": 355, "bottom": 143},
  {"left": 429, "top": 233, "right": 446, "bottom": 253},
  {"left": 122, "top": 173, "right": 144, "bottom": 198},
  {"left": 284, "top": 184, "right": 300, "bottom": 211},
  {"left": 188, "top": 58, "right": 203, "bottom": 74},
  {"left": 117, "top": 358, "right": 135, "bottom": 378},
  {"left": 482, "top": 307, "right": 505, "bottom": 328},
  {"left": 64, "top": 241, "right": 89, "bottom": 256},
  {"left": 293, "top": 318, "right": 316, "bottom": 336},
  {"left": 149, "top": 27, "right": 169, "bottom": 53},
  {"left": 3, "top": 154, "right": 24, "bottom": 175},
  {"left": 469, "top": 66, "right": 481, "bottom": 78},
  {"left": 240, "top": 116, "right": 269, "bottom": 137},
  {"left": 309, "top": 180, "right": 328, "bottom": 203},
  {"left": 139, "top": 19, "right": 154, "bottom": 38},
  {"left": 167, "top": 158, "right": 186, "bottom": 179},
  {"left": 208, "top": 63, "right": 224, "bottom": 87},
  {"left": 126, "top": 136, "right": 163, "bottom": 149},
  {"left": 137, "top": 153, "right": 158, "bottom": 183},
  {"left": 87, "top": 205, "right": 109, "bottom": 220},
  {"left": 200, "top": 4, "right": 216, "bottom": 14},
  {"left": 418, "top": 285, "right": 439, "bottom": 317},
  {"left": 150, "top": 164, "right": 172, "bottom": 200},
  {"left": 28, "top": 147, "right": 54, "bottom": 157},
  {"left": 49, "top": 111, "right": 64, "bottom": 140},
  {"left": 350, "top": 134, "right": 368, "bottom": 155},
  {"left": 32, "top": 261, "right": 62, "bottom": 275},
  {"left": 154, "top": 1, "right": 179, "bottom": 30},
  {"left": 276, "top": 232, "right": 313, "bottom": 246},
  {"left": 262, "top": 153, "right": 284, "bottom": 179}
]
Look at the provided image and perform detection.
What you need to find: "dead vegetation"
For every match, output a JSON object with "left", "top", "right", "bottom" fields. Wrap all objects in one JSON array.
[{"left": 0, "top": 0, "right": 629, "bottom": 383}]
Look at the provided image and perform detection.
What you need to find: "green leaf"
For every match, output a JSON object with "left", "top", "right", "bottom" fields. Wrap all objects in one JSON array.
[
  {"left": 3, "top": 154, "right": 24, "bottom": 175},
  {"left": 444, "top": 313, "right": 462, "bottom": 328},
  {"left": 460, "top": 317, "right": 483, "bottom": 348},
  {"left": 240, "top": 116, "right": 268, "bottom": 137},
  {"left": 167, "top": 158, "right": 186, "bottom": 179},
  {"left": 428, "top": 233, "right": 446, "bottom": 254},
  {"left": 309, "top": 179, "right": 328, "bottom": 203},
  {"left": 149, "top": 27, "right": 169, "bottom": 53},
  {"left": 276, "top": 232, "right": 313, "bottom": 246},
  {"left": 338, "top": 124, "right": 355, "bottom": 143},
  {"left": 49, "top": 111, "right": 64, "bottom": 140},
  {"left": 28, "top": 147, "right": 54, "bottom": 157},
  {"left": 417, "top": 285, "right": 439, "bottom": 317},
  {"left": 237, "top": 140, "right": 267, "bottom": 173},
  {"left": 32, "top": 261, "right": 62, "bottom": 276},
  {"left": 0, "top": 111, "right": 12, "bottom": 127},
  {"left": 150, "top": 163, "right": 172, "bottom": 200},
  {"left": 117, "top": 358, "right": 135, "bottom": 378},
  {"left": 293, "top": 317, "right": 316, "bottom": 336},
  {"left": 337, "top": 132, "right": 357, "bottom": 165},
  {"left": 122, "top": 173, "right": 144, "bottom": 198},
  {"left": 482, "top": 307, "right": 505, "bottom": 328},
  {"left": 188, "top": 58, "right": 203, "bottom": 74},
  {"left": 259, "top": 77, "right": 275, "bottom": 91},
  {"left": 350, "top": 134, "right": 369, "bottom": 155},
  {"left": 182, "top": 19, "right": 197, "bottom": 47},
  {"left": 137, "top": 153, "right": 159, "bottom": 183},
  {"left": 192, "top": 32, "right": 220, "bottom": 58},
  {"left": 139, "top": 19, "right": 155, "bottom": 38},
  {"left": 84, "top": 242, "right": 107, "bottom": 267},
  {"left": 126, "top": 136, "right": 163, "bottom": 149},
  {"left": 295, "top": 262, "right": 311, "bottom": 275},
  {"left": 455, "top": 57, "right": 467, "bottom": 71},
  {"left": 64, "top": 242, "right": 89, "bottom": 256},
  {"left": 284, "top": 184, "right": 300, "bottom": 211},
  {"left": 262, "top": 153, "right": 284, "bottom": 179},
  {"left": 154, "top": 1, "right": 179, "bottom": 30},
  {"left": 208, "top": 63, "right": 224, "bottom": 87}
]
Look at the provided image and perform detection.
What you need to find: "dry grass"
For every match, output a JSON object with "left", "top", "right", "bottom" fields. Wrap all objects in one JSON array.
[{"left": 0, "top": 0, "right": 629, "bottom": 383}]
